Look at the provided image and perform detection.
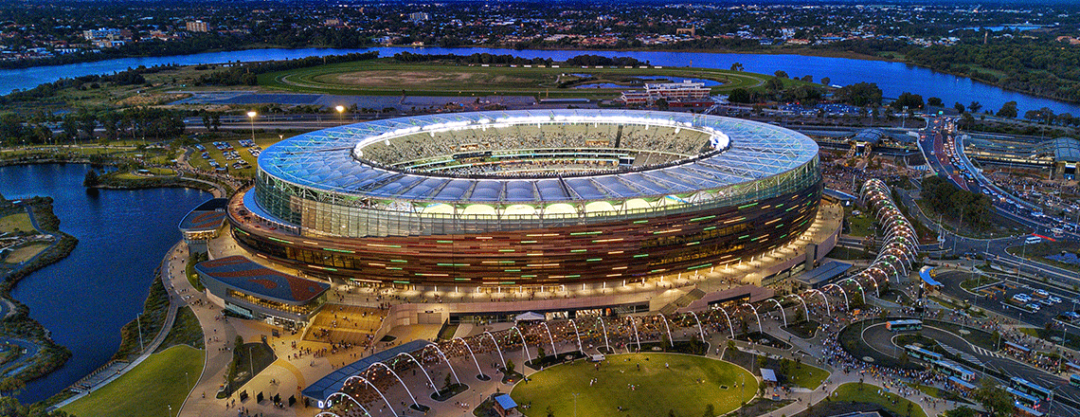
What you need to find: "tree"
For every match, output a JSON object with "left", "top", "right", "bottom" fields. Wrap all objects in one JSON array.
[
  {"left": 954, "top": 102, "right": 966, "bottom": 113},
  {"left": 892, "top": 92, "right": 924, "bottom": 110},
  {"left": 927, "top": 97, "right": 943, "bottom": 107},
  {"left": 820, "top": 77, "right": 831, "bottom": 86},
  {"left": 834, "top": 82, "right": 882, "bottom": 107},
  {"left": 505, "top": 359, "right": 515, "bottom": 375},
  {"left": 537, "top": 345, "right": 546, "bottom": 360},
  {"left": 943, "top": 406, "right": 978, "bottom": 417},
  {"left": 444, "top": 372, "right": 453, "bottom": 391},
  {"left": 968, "top": 101, "right": 982, "bottom": 114},
  {"left": 655, "top": 98, "right": 669, "bottom": 111},
  {"left": 702, "top": 404, "right": 715, "bottom": 417},
  {"left": 730, "top": 62, "right": 744, "bottom": 71},
  {"left": 77, "top": 110, "right": 97, "bottom": 139},
  {"left": 728, "top": 88, "right": 752, "bottom": 104},
  {"left": 0, "top": 396, "right": 70, "bottom": 416},
  {"left": 61, "top": 114, "right": 78, "bottom": 142},
  {"left": 0, "top": 378, "right": 24, "bottom": 396},
  {"left": 765, "top": 77, "right": 784, "bottom": 92},
  {"left": 800, "top": 75, "right": 812, "bottom": 83},
  {"left": 774, "top": 70, "right": 788, "bottom": 79},
  {"left": 996, "top": 101, "right": 1018, "bottom": 118},
  {"left": 83, "top": 170, "right": 100, "bottom": 187},
  {"left": 974, "top": 380, "right": 1015, "bottom": 417}
]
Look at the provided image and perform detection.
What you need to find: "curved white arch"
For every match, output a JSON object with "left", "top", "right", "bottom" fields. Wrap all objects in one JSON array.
[
  {"left": 326, "top": 392, "right": 373, "bottom": 417},
  {"left": 341, "top": 375, "right": 398, "bottom": 417},
  {"left": 366, "top": 362, "right": 420, "bottom": 407},
  {"left": 764, "top": 298, "right": 788, "bottom": 327},
  {"left": 806, "top": 289, "right": 831, "bottom": 316},
  {"left": 741, "top": 303, "right": 763, "bottom": 334}
]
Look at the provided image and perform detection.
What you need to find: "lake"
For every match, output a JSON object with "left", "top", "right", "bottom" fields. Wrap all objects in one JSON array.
[
  {"left": 0, "top": 164, "right": 210, "bottom": 403},
  {"left": 1, "top": 46, "right": 1078, "bottom": 116}
]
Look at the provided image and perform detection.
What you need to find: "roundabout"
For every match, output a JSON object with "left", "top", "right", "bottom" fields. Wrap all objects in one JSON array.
[{"left": 509, "top": 353, "right": 757, "bottom": 417}]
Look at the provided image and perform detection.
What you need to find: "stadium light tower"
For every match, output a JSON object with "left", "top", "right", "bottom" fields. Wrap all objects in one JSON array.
[
  {"left": 246, "top": 111, "right": 257, "bottom": 142},
  {"left": 336, "top": 105, "right": 346, "bottom": 125}
]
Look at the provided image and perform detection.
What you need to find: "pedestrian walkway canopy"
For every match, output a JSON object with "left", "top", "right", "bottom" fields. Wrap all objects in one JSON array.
[
  {"left": 793, "top": 261, "right": 852, "bottom": 288},
  {"left": 303, "top": 339, "right": 431, "bottom": 402}
]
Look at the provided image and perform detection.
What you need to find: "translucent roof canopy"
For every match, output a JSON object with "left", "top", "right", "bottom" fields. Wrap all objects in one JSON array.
[{"left": 258, "top": 110, "right": 818, "bottom": 204}]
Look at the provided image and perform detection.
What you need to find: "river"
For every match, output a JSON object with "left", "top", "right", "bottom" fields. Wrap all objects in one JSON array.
[
  {"left": 0, "top": 164, "right": 210, "bottom": 403},
  {"left": 1, "top": 46, "right": 1079, "bottom": 116}
]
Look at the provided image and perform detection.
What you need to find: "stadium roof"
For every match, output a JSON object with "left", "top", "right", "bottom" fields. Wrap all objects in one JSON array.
[
  {"left": 259, "top": 110, "right": 818, "bottom": 204},
  {"left": 194, "top": 256, "right": 329, "bottom": 304},
  {"left": 302, "top": 339, "right": 430, "bottom": 401},
  {"left": 178, "top": 198, "right": 229, "bottom": 231},
  {"left": 1051, "top": 137, "right": 1080, "bottom": 162}
]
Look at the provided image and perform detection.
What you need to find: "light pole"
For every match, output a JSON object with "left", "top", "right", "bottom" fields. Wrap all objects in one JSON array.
[
  {"left": 246, "top": 111, "right": 257, "bottom": 142},
  {"left": 336, "top": 105, "right": 346, "bottom": 125}
]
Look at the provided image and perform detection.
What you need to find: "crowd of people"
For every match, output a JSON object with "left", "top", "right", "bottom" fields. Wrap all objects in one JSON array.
[{"left": 357, "top": 123, "right": 714, "bottom": 178}]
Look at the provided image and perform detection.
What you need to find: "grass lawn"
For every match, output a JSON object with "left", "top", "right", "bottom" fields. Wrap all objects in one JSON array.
[
  {"left": 847, "top": 213, "right": 875, "bottom": 237},
  {"left": 0, "top": 212, "right": 33, "bottom": 234},
  {"left": 778, "top": 358, "right": 829, "bottom": 390},
  {"left": 156, "top": 306, "right": 205, "bottom": 353},
  {"left": 62, "top": 345, "right": 203, "bottom": 417},
  {"left": 2, "top": 242, "right": 50, "bottom": 264},
  {"left": 510, "top": 353, "right": 756, "bottom": 417},
  {"left": 830, "top": 382, "right": 927, "bottom": 417}
]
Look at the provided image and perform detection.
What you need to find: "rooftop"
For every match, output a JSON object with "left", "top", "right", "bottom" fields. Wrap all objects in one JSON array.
[
  {"left": 302, "top": 340, "right": 431, "bottom": 401},
  {"left": 194, "top": 256, "right": 329, "bottom": 304},
  {"left": 258, "top": 110, "right": 818, "bottom": 205},
  {"left": 178, "top": 198, "right": 229, "bottom": 231}
]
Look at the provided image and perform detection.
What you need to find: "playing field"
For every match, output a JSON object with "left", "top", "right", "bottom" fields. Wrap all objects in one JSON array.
[
  {"left": 259, "top": 59, "right": 789, "bottom": 98},
  {"left": 2, "top": 242, "right": 50, "bottom": 264},
  {"left": 62, "top": 345, "right": 204, "bottom": 417},
  {"left": 0, "top": 212, "right": 33, "bottom": 234},
  {"left": 510, "top": 353, "right": 757, "bottom": 417}
]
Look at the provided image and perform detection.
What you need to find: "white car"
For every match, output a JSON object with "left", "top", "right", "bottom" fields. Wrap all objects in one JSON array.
[
  {"left": 1048, "top": 296, "right": 1062, "bottom": 304},
  {"left": 1026, "top": 303, "right": 1042, "bottom": 311},
  {"left": 1013, "top": 294, "right": 1032, "bottom": 303},
  {"left": 1033, "top": 289, "right": 1049, "bottom": 298}
]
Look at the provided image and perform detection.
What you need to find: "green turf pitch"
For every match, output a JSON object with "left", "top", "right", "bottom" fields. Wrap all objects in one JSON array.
[{"left": 511, "top": 353, "right": 757, "bottom": 417}]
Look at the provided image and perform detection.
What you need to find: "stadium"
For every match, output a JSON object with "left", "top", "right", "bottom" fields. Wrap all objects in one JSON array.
[{"left": 227, "top": 109, "right": 822, "bottom": 287}]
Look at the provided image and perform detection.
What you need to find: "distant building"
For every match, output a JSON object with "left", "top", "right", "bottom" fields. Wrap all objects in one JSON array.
[
  {"left": 675, "top": 27, "right": 696, "bottom": 36},
  {"left": 620, "top": 80, "right": 713, "bottom": 107},
  {"left": 409, "top": 12, "right": 430, "bottom": 21},
  {"left": 324, "top": 18, "right": 342, "bottom": 27},
  {"left": 82, "top": 28, "right": 124, "bottom": 41},
  {"left": 186, "top": 20, "right": 211, "bottom": 32}
]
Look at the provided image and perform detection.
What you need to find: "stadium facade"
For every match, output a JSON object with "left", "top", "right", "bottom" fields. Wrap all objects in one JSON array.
[{"left": 227, "top": 110, "right": 822, "bottom": 287}]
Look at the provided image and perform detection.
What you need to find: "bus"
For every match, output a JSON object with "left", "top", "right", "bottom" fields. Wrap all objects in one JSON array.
[
  {"left": 933, "top": 359, "right": 976, "bottom": 382},
  {"left": 1071, "top": 374, "right": 1080, "bottom": 388},
  {"left": 886, "top": 320, "right": 922, "bottom": 332},
  {"left": 1011, "top": 377, "right": 1053, "bottom": 402},
  {"left": 1006, "top": 387, "right": 1042, "bottom": 408},
  {"left": 904, "top": 345, "right": 943, "bottom": 363}
]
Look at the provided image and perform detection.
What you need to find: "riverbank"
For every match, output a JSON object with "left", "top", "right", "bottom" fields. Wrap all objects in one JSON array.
[
  {"left": 0, "top": 196, "right": 76, "bottom": 386},
  {"left": 0, "top": 163, "right": 213, "bottom": 403}
]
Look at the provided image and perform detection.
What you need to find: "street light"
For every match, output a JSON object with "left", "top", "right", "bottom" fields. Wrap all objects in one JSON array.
[
  {"left": 246, "top": 111, "right": 257, "bottom": 142},
  {"left": 335, "top": 105, "right": 346, "bottom": 125}
]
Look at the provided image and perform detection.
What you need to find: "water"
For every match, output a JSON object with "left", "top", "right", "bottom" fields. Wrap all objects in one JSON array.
[
  {"left": 0, "top": 164, "right": 210, "bottom": 403},
  {"left": 1, "top": 46, "right": 1079, "bottom": 116}
]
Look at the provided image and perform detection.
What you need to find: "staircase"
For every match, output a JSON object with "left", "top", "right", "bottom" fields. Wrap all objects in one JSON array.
[{"left": 659, "top": 287, "right": 707, "bottom": 315}]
